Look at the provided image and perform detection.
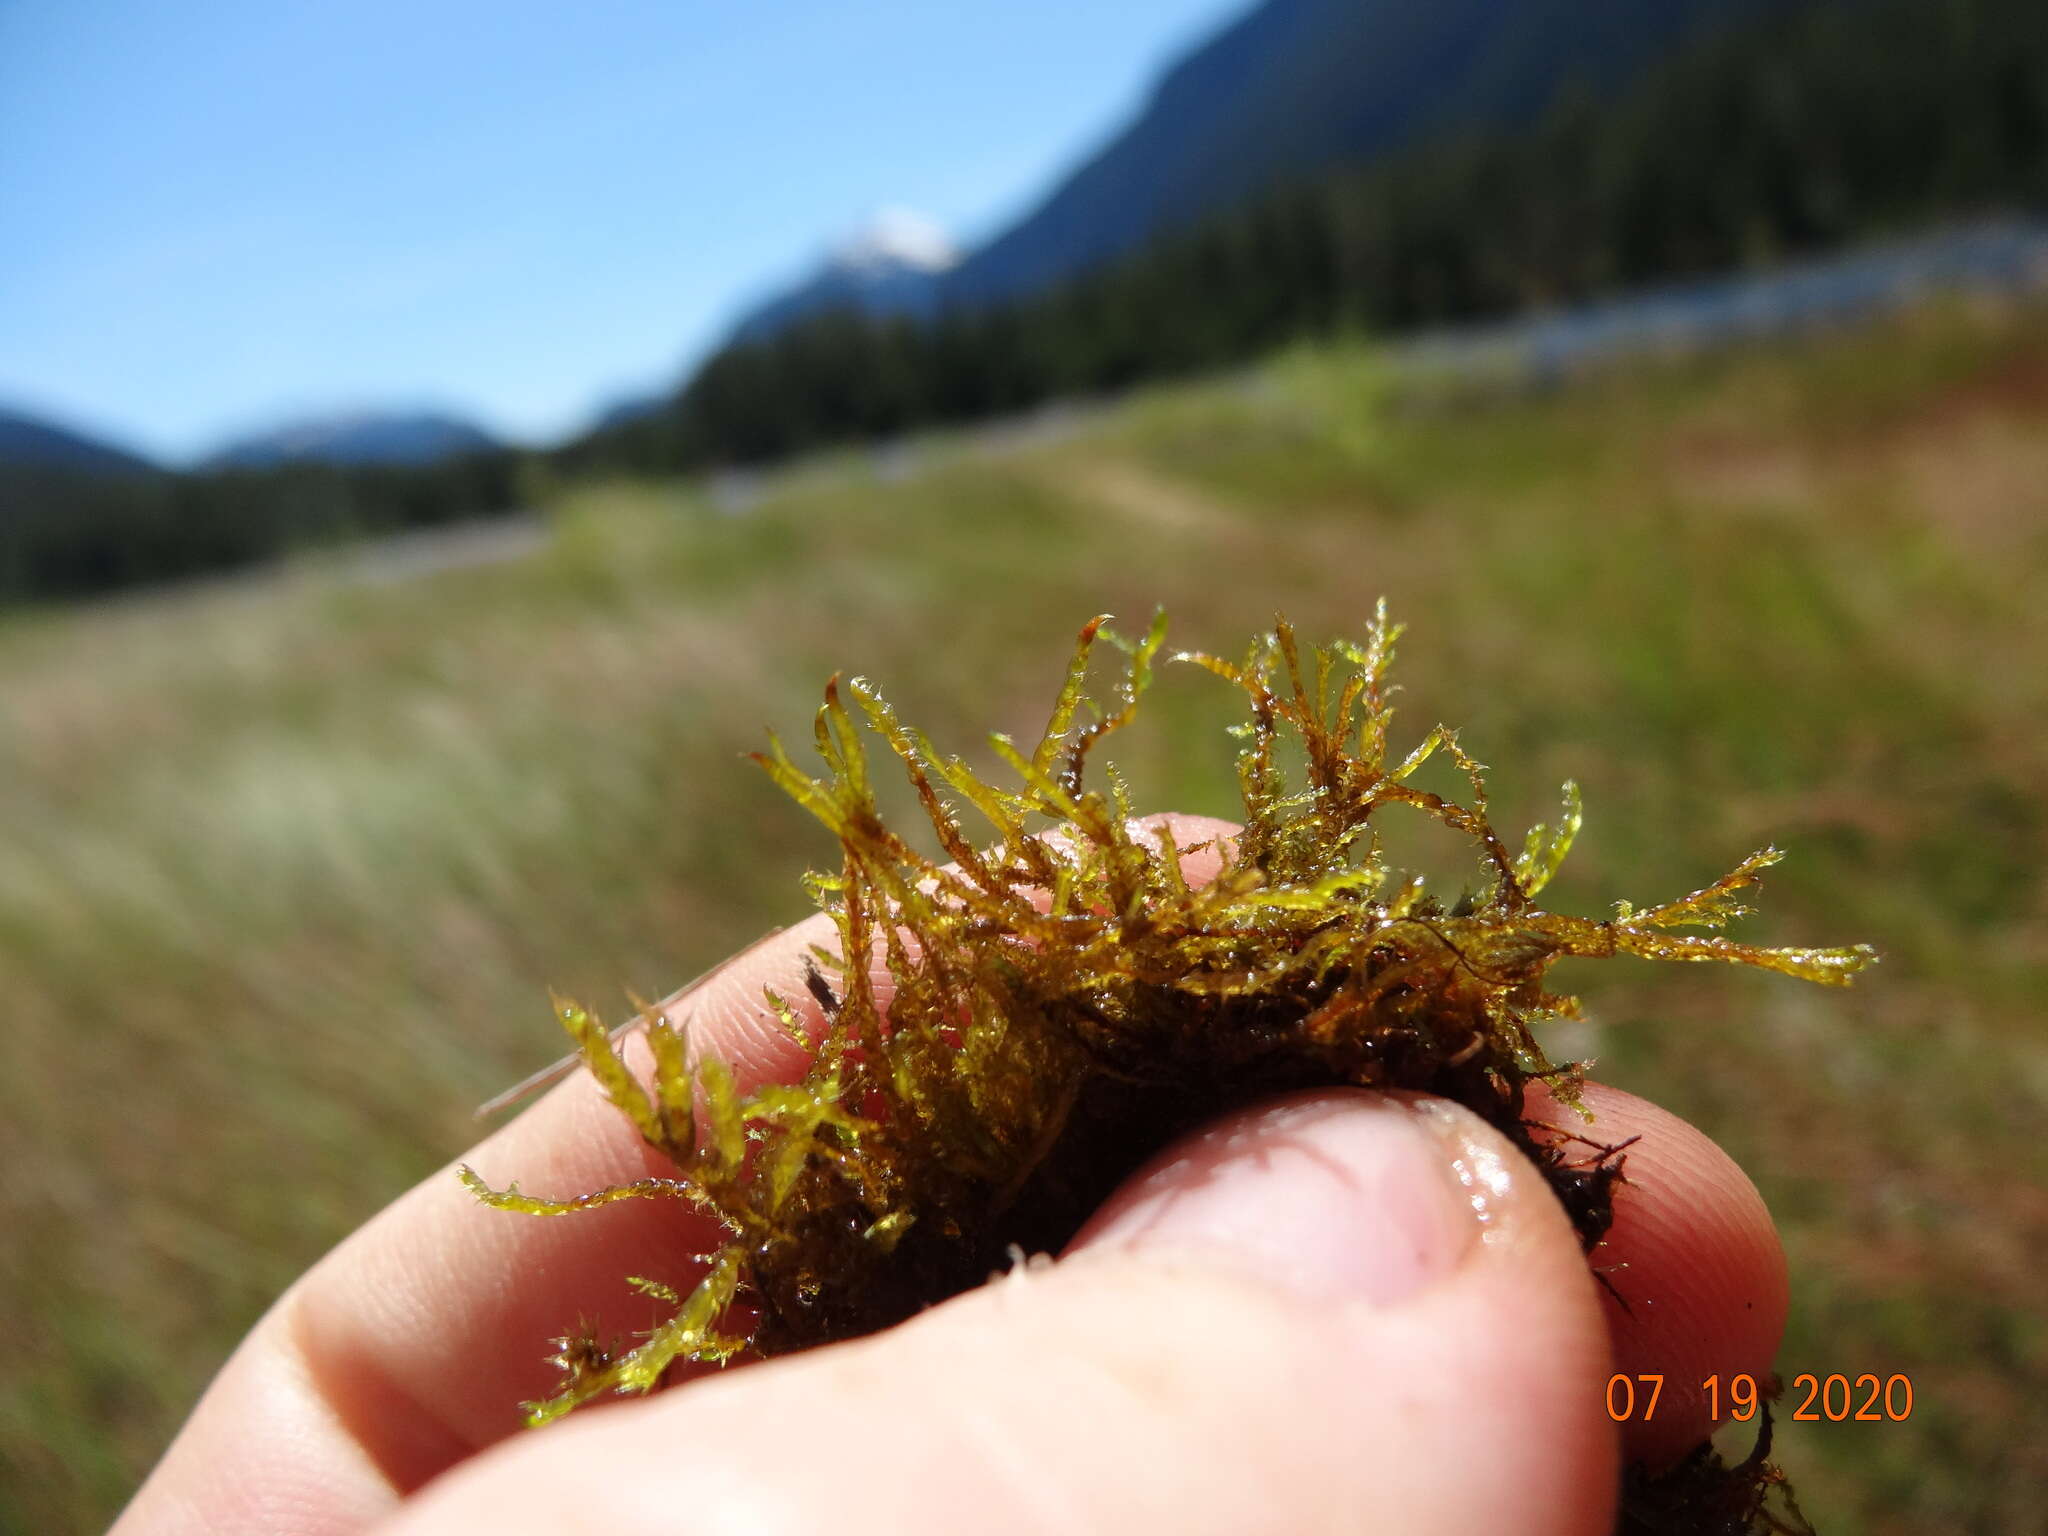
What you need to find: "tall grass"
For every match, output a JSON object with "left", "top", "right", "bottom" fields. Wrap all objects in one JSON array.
[{"left": 3, "top": 297, "right": 2043, "bottom": 1534}]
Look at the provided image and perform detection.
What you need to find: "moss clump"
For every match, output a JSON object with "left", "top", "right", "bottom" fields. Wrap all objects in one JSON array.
[{"left": 465, "top": 607, "right": 1871, "bottom": 1533}]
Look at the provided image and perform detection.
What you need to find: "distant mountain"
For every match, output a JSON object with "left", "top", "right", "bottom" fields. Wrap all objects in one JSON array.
[
  {"left": 724, "top": 207, "right": 960, "bottom": 346},
  {"left": 0, "top": 405, "right": 157, "bottom": 478},
  {"left": 208, "top": 410, "right": 500, "bottom": 470},
  {"left": 703, "top": 0, "right": 1779, "bottom": 359},
  {"left": 943, "top": 0, "right": 1781, "bottom": 308},
  {"left": 592, "top": 391, "right": 668, "bottom": 432}
]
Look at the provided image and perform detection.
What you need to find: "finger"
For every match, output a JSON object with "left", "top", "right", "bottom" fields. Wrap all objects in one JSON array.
[
  {"left": 376, "top": 1089, "right": 1618, "bottom": 1536},
  {"left": 109, "top": 919, "right": 837, "bottom": 1536},
  {"left": 1525, "top": 1081, "right": 1789, "bottom": 1469},
  {"left": 112, "top": 814, "right": 1239, "bottom": 1536}
]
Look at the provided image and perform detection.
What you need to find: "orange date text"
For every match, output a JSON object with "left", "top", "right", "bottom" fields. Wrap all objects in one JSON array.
[{"left": 1603, "top": 1373, "right": 1913, "bottom": 1422}]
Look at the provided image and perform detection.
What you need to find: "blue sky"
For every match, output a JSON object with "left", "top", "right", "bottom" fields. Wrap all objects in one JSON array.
[{"left": 0, "top": 0, "right": 1241, "bottom": 463}]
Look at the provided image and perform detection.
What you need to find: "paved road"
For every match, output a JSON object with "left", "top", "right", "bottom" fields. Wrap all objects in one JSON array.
[
  {"left": 71, "top": 510, "right": 550, "bottom": 615},
  {"left": 324, "top": 512, "right": 551, "bottom": 587},
  {"left": 1399, "top": 216, "right": 2048, "bottom": 388}
]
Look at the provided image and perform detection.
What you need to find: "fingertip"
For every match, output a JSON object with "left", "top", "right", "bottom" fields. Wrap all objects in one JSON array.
[
  {"left": 1063, "top": 1088, "right": 1620, "bottom": 1534},
  {"left": 1528, "top": 1081, "right": 1789, "bottom": 1468}
]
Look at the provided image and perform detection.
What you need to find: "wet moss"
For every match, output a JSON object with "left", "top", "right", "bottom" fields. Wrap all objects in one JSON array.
[{"left": 466, "top": 607, "right": 1872, "bottom": 1532}]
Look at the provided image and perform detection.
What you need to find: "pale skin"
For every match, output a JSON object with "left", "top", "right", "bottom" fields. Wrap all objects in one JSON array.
[{"left": 114, "top": 815, "right": 1789, "bottom": 1536}]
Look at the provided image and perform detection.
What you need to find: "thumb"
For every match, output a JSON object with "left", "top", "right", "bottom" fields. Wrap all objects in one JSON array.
[{"left": 380, "top": 1090, "right": 1618, "bottom": 1536}]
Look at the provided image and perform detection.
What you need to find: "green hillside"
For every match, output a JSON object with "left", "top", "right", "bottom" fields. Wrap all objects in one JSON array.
[{"left": 4, "top": 296, "right": 2044, "bottom": 1534}]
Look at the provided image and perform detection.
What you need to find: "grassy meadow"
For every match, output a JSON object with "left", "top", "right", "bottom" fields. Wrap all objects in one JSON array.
[{"left": 3, "top": 297, "right": 2045, "bottom": 1534}]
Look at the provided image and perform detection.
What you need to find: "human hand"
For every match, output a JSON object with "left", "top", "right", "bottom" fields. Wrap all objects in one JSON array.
[{"left": 114, "top": 815, "right": 1787, "bottom": 1536}]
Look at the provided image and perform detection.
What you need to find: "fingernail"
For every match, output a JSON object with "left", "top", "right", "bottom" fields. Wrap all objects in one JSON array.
[{"left": 1076, "top": 1092, "right": 1514, "bottom": 1305}]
